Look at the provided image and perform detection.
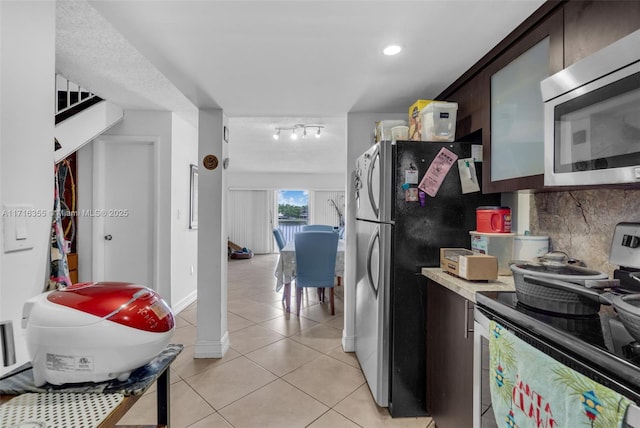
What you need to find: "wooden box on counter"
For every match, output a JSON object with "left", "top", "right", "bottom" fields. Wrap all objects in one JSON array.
[{"left": 440, "top": 248, "right": 497, "bottom": 281}]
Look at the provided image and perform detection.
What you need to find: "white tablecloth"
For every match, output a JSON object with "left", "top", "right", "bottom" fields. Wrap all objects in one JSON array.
[{"left": 274, "top": 239, "right": 345, "bottom": 291}]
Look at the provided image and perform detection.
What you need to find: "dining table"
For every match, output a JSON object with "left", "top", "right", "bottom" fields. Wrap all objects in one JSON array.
[{"left": 274, "top": 238, "right": 345, "bottom": 312}]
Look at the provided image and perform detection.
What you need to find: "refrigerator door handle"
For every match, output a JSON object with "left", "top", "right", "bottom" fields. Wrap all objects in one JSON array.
[
  {"left": 367, "top": 145, "right": 380, "bottom": 219},
  {"left": 366, "top": 225, "right": 380, "bottom": 297}
]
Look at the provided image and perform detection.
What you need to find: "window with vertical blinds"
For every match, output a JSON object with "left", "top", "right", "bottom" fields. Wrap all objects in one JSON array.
[
  {"left": 313, "top": 191, "right": 345, "bottom": 227},
  {"left": 227, "top": 190, "right": 272, "bottom": 254}
]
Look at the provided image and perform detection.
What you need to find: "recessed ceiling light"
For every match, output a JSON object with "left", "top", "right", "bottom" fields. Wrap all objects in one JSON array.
[{"left": 383, "top": 45, "right": 402, "bottom": 56}]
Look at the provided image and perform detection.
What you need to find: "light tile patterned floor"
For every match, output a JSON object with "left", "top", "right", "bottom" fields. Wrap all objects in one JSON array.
[{"left": 117, "top": 254, "right": 434, "bottom": 427}]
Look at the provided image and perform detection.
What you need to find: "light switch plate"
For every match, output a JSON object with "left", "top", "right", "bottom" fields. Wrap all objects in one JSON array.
[{"left": 3, "top": 205, "right": 35, "bottom": 253}]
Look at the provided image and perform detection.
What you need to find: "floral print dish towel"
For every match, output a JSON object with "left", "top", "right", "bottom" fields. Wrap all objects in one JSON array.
[{"left": 489, "top": 320, "right": 631, "bottom": 428}]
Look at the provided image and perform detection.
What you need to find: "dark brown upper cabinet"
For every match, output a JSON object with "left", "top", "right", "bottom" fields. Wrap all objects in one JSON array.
[
  {"left": 564, "top": 1, "right": 640, "bottom": 67},
  {"left": 482, "top": 10, "right": 563, "bottom": 193},
  {"left": 437, "top": 1, "right": 640, "bottom": 193}
]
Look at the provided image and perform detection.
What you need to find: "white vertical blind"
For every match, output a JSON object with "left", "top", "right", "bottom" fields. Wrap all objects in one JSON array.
[
  {"left": 312, "top": 190, "right": 345, "bottom": 227},
  {"left": 227, "top": 190, "right": 273, "bottom": 254}
]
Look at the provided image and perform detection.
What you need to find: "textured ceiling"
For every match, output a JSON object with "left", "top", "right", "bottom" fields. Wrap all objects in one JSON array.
[
  {"left": 55, "top": 0, "right": 546, "bottom": 174},
  {"left": 56, "top": 1, "right": 198, "bottom": 125}
]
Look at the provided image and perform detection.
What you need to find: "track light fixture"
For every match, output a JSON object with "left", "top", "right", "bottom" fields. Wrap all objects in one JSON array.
[{"left": 273, "top": 124, "right": 324, "bottom": 140}]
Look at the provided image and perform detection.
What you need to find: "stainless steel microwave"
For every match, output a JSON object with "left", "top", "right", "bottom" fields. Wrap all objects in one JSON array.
[{"left": 541, "top": 29, "right": 640, "bottom": 186}]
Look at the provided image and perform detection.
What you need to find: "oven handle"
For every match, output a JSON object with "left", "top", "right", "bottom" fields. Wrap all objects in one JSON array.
[
  {"left": 473, "top": 307, "right": 491, "bottom": 428},
  {"left": 464, "top": 300, "right": 474, "bottom": 339}
]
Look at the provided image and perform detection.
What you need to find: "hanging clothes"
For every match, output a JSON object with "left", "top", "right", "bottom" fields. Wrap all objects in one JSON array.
[{"left": 47, "top": 163, "right": 71, "bottom": 291}]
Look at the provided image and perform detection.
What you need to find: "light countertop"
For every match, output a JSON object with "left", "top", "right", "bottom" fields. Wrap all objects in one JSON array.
[{"left": 421, "top": 267, "right": 515, "bottom": 303}]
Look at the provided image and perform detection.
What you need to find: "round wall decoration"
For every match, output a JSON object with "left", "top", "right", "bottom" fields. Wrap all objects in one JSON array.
[{"left": 203, "top": 154, "right": 219, "bottom": 170}]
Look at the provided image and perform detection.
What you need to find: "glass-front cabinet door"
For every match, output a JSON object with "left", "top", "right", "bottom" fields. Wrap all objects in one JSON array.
[
  {"left": 483, "top": 12, "right": 563, "bottom": 193},
  {"left": 490, "top": 37, "right": 549, "bottom": 182}
]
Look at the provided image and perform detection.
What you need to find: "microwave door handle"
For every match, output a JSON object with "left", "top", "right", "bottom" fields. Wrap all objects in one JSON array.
[{"left": 367, "top": 145, "right": 380, "bottom": 218}]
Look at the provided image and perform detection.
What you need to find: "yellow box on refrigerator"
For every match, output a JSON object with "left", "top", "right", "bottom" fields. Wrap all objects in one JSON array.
[{"left": 408, "top": 100, "right": 432, "bottom": 141}]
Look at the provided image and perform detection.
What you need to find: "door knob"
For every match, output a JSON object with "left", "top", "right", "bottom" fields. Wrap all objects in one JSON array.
[{"left": 104, "top": 234, "right": 113, "bottom": 241}]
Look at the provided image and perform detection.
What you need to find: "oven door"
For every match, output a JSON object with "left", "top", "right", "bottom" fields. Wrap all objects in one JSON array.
[
  {"left": 473, "top": 304, "right": 640, "bottom": 428},
  {"left": 473, "top": 308, "right": 497, "bottom": 428}
]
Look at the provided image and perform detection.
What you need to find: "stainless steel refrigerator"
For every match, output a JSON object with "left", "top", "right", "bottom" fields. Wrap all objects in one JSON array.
[{"left": 354, "top": 138, "right": 500, "bottom": 417}]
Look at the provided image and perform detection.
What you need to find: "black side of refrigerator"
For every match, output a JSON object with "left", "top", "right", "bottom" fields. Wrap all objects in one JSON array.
[{"left": 387, "top": 141, "right": 500, "bottom": 417}]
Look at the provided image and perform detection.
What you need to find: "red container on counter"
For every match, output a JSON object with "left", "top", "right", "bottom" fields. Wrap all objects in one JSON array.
[{"left": 476, "top": 206, "right": 512, "bottom": 233}]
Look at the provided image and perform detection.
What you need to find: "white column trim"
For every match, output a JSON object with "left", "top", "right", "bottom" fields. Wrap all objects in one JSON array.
[{"left": 194, "top": 332, "right": 230, "bottom": 358}]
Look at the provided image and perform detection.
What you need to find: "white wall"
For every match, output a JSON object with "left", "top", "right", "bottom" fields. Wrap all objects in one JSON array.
[
  {"left": 0, "top": 1, "right": 55, "bottom": 374},
  {"left": 227, "top": 171, "right": 344, "bottom": 190},
  {"left": 170, "top": 113, "right": 199, "bottom": 311}
]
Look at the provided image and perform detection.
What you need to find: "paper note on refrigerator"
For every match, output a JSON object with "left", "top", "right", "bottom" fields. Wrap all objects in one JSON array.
[
  {"left": 458, "top": 158, "right": 480, "bottom": 194},
  {"left": 418, "top": 147, "right": 458, "bottom": 197}
]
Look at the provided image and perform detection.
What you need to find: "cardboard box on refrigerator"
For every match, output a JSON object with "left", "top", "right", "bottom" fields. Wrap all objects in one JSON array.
[{"left": 440, "top": 248, "right": 498, "bottom": 281}]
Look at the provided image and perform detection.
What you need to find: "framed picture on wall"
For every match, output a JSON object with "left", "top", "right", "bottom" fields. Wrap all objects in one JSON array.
[{"left": 189, "top": 164, "right": 198, "bottom": 230}]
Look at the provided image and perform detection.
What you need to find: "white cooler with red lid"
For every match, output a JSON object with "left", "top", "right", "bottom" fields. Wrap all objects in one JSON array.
[{"left": 22, "top": 281, "right": 175, "bottom": 386}]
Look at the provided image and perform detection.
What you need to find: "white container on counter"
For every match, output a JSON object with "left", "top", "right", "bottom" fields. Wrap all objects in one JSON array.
[
  {"left": 513, "top": 235, "right": 549, "bottom": 261},
  {"left": 470, "top": 231, "right": 515, "bottom": 276}
]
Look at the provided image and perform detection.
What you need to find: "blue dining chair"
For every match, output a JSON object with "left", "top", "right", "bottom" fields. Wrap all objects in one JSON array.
[
  {"left": 273, "top": 228, "right": 286, "bottom": 251},
  {"left": 294, "top": 231, "right": 339, "bottom": 316},
  {"left": 302, "top": 224, "right": 334, "bottom": 232}
]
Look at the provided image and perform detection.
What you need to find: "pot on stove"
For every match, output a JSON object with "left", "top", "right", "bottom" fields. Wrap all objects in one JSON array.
[
  {"left": 513, "top": 222, "right": 640, "bottom": 322},
  {"left": 522, "top": 274, "right": 640, "bottom": 346},
  {"left": 510, "top": 251, "right": 612, "bottom": 315}
]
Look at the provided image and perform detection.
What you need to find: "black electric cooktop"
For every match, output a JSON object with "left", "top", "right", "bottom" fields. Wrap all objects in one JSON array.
[{"left": 475, "top": 290, "right": 640, "bottom": 402}]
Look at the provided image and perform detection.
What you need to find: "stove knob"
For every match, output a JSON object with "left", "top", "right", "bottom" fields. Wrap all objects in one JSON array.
[{"left": 622, "top": 234, "right": 640, "bottom": 248}]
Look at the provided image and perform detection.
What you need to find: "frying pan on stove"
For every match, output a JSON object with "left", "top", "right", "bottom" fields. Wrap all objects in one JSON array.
[{"left": 523, "top": 275, "right": 640, "bottom": 344}]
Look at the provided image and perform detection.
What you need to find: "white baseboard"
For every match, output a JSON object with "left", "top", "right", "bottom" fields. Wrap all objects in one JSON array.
[
  {"left": 342, "top": 333, "right": 355, "bottom": 353},
  {"left": 194, "top": 331, "right": 230, "bottom": 358},
  {"left": 172, "top": 290, "right": 198, "bottom": 315}
]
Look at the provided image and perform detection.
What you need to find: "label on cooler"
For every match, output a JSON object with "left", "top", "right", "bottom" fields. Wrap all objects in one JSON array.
[
  {"left": 471, "top": 235, "right": 488, "bottom": 254},
  {"left": 46, "top": 353, "right": 94, "bottom": 372}
]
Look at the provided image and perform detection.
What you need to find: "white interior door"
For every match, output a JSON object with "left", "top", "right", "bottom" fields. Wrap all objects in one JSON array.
[{"left": 93, "top": 139, "right": 155, "bottom": 287}]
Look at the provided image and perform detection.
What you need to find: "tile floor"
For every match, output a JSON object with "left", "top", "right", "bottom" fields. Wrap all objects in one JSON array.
[{"left": 116, "top": 254, "right": 434, "bottom": 428}]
